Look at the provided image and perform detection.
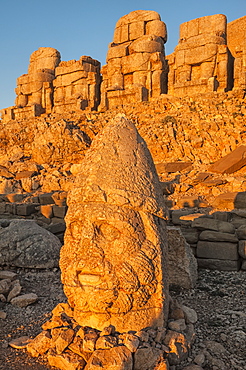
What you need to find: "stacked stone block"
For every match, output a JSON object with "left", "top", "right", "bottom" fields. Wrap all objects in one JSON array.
[
  {"left": 15, "top": 47, "right": 61, "bottom": 117},
  {"left": 53, "top": 56, "right": 101, "bottom": 113},
  {"left": 100, "top": 10, "right": 168, "bottom": 110},
  {"left": 167, "top": 14, "right": 230, "bottom": 96},
  {"left": 227, "top": 16, "right": 246, "bottom": 91},
  {"left": 170, "top": 207, "right": 246, "bottom": 271}
]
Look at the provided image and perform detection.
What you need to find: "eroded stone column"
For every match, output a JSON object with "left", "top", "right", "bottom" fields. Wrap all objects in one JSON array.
[{"left": 60, "top": 114, "right": 169, "bottom": 332}]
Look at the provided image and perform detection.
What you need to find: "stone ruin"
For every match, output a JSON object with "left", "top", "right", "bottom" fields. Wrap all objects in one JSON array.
[
  {"left": 99, "top": 10, "right": 168, "bottom": 109},
  {"left": 227, "top": 15, "right": 246, "bottom": 90},
  {"left": 1, "top": 48, "right": 101, "bottom": 121},
  {"left": 25, "top": 115, "right": 196, "bottom": 369},
  {"left": 1, "top": 10, "right": 246, "bottom": 121},
  {"left": 167, "top": 14, "right": 231, "bottom": 96}
]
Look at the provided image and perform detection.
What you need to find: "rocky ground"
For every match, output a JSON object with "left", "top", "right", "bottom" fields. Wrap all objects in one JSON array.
[{"left": 0, "top": 267, "right": 245, "bottom": 370}]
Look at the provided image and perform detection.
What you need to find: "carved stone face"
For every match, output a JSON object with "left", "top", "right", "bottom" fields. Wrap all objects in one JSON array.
[{"left": 60, "top": 203, "right": 159, "bottom": 320}]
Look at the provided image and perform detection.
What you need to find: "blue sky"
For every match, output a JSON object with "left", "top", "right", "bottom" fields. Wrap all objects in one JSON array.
[{"left": 0, "top": 0, "right": 245, "bottom": 110}]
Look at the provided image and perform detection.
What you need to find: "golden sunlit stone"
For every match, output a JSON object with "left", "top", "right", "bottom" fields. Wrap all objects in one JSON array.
[{"left": 60, "top": 114, "right": 169, "bottom": 332}]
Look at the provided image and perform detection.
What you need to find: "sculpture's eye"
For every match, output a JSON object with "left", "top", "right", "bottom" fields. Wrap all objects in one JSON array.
[{"left": 99, "top": 223, "right": 120, "bottom": 241}]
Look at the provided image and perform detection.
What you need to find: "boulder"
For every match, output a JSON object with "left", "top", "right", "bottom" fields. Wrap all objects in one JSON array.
[{"left": 0, "top": 219, "right": 61, "bottom": 268}]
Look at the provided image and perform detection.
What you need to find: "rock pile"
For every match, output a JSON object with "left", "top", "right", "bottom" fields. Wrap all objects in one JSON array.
[
  {"left": 25, "top": 299, "right": 197, "bottom": 370},
  {"left": 0, "top": 270, "right": 38, "bottom": 318}
]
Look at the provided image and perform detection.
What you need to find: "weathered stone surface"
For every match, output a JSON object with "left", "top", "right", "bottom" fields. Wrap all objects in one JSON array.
[
  {"left": 134, "top": 347, "right": 166, "bottom": 370},
  {"left": 199, "top": 230, "right": 238, "bottom": 243},
  {"left": 192, "top": 217, "right": 235, "bottom": 234},
  {"left": 181, "top": 228, "right": 199, "bottom": 244},
  {"left": 167, "top": 226, "right": 197, "bottom": 289},
  {"left": 234, "top": 192, "right": 246, "bottom": 209},
  {"left": 227, "top": 16, "right": 246, "bottom": 90},
  {"left": 197, "top": 258, "right": 241, "bottom": 271},
  {"left": 164, "top": 330, "right": 189, "bottom": 365},
  {"left": 209, "top": 145, "right": 246, "bottom": 174},
  {"left": 236, "top": 225, "right": 246, "bottom": 240},
  {"left": 84, "top": 346, "right": 132, "bottom": 370},
  {"left": 27, "top": 331, "right": 52, "bottom": 357},
  {"left": 238, "top": 240, "right": 246, "bottom": 258},
  {"left": 48, "top": 349, "right": 86, "bottom": 370},
  {"left": 197, "top": 241, "right": 238, "bottom": 260},
  {"left": 212, "top": 192, "right": 238, "bottom": 210},
  {"left": 0, "top": 219, "right": 61, "bottom": 268},
  {"left": 100, "top": 10, "right": 167, "bottom": 109},
  {"left": 60, "top": 115, "right": 169, "bottom": 332},
  {"left": 168, "top": 14, "right": 229, "bottom": 97}
]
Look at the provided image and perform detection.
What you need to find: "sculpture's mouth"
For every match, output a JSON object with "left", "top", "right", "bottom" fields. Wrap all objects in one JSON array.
[{"left": 77, "top": 272, "right": 103, "bottom": 286}]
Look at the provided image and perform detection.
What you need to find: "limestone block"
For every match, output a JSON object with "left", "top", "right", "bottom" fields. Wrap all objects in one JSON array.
[
  {"left": 121, "top": 53, "right": 150, "bottom": 74},
  {"left": 167, "top": 226, "right": 197, "bottom": 289},
  {"left": 180, "top": 35, "right": 225, "bottom": 51},
  {"left": 108, "top": 73, "right": 124, "bottom": 90},
  {"left": 17, "top": 74, "right": 29, "bottom": 85},
  {"left": 132, "top": 71, "right": 147, "bottom": 87},
  {"left": 197, "top": 258, "right": 241, "bottom": 271},
  {"left": 234, "top": 192, "right": 246, "bottom": 209},
  {"left": 199, "top": 230, "right": 238, "bottom": 243},
  {"left": 197, "top": 241, "right": 238, "bottom": 260},
  {"left": 149, "top": 52, "right": 166, "bottom": 71},
  {"left": 146, "top": 20, "right": 167, "bottom": 42},
  {"left": 181, "top": 228, "right": 199, "bottom": 244},
  {"left": 175, "top": 49, "right": 185, "bottom": 67},
  {"left": 129, "top": 21, "right": 145, "bottom": 40},
  {"left": 60, "top": 71, "right": 88, "bottom": 86},
  {"left": 60, "top": 115, "right": 169, "bottom": 332},
  {"left": 192, "top": 217, "right": 235, "bottom": 234},
  {"left": 198, "top": 14, "right": 226, "bottom": 36},
  {"left": 106, "top": 44, "right": 129, "bottom": 61},
  {"left": 180, "top": 18, "right": 199, "bottom": 40},
  {"left": 184, "top": 44, "right": 218, "bottom": 65},
  {"left": 209, "top": 145, "right": 246, "bottom": 174},
  {"left": 113, "top": 24, "right": 129, "bottom": 44},
  {"left": 236, "top": 225, "right": 246, "bottom": 240},
  {"left": 28, "top": 47, "right": 61, "bottom": 74},
  {"left": 128, "top": 35, "right": 164, "bottom": 54},
  {"left": 115, "top": 10, "right": 160, "bottom": 28},
  {"left": 106, "top": 58, "right": 122, "bottom": 77},
  {"left": 212, "top": 192, "right": 238, "bottom": 210},
  {"left": 238, "top": 240, "right": 246, "bottom": 259}
]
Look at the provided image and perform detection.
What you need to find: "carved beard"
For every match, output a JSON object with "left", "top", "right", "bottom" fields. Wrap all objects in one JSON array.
[{"left": 63, "top": 239, "right": 158, "bottom": 316}]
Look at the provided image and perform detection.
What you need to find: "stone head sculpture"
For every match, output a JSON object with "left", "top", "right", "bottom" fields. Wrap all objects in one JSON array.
[{"left": 60, "top": 115, "right": 169, "bottom": 332}]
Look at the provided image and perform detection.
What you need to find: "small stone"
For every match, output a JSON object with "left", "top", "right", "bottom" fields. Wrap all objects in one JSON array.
[
  {"left": 10, "top": 293, "right": 38, "bottom": 308},
  {"left": 122, "top": 333, "right": 140, "bottom": 352},
  {"left": 0, "top": 271, "right": 17, "bottom": 280},
  {"left": 100, "top": 325, "right": 115, "bottom": 336},
  {"left": 0, "top": 294, "right": 6, "bottom": 302},
  {"left": 27, "top": 331, "right": 52, "bottom": 357},
  {"left": 9, "top": 336, "right": 32, "bottom": 349},
  {"left": 194, "top": 353, "right": 205, "bottom": 366},
  {"left": 0, "top": 279, "right": 11, "bottom": 295},
  {"left": 168, "top": 319, "right": 186, "bottom": 332},
  {"left": 55, "top": 328, "right": 75, "bottom": 354},
  {"left": 82, "top": 329, "right": 99, "bottom": 352},
  {"left": 7, "top": 280, "right": 22, "bottom": 302},
  {"left": 181, "top": 305, "right": 198, "bottom": 324},
  {"left": 0, "top": 310, "right": 7, "bottom": 319},
  {"left": 96, "top": 335, "right": 118, "bottom": 349},
  {"left": 135, "top": 330, "right": 149, "bottom": 342}
]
